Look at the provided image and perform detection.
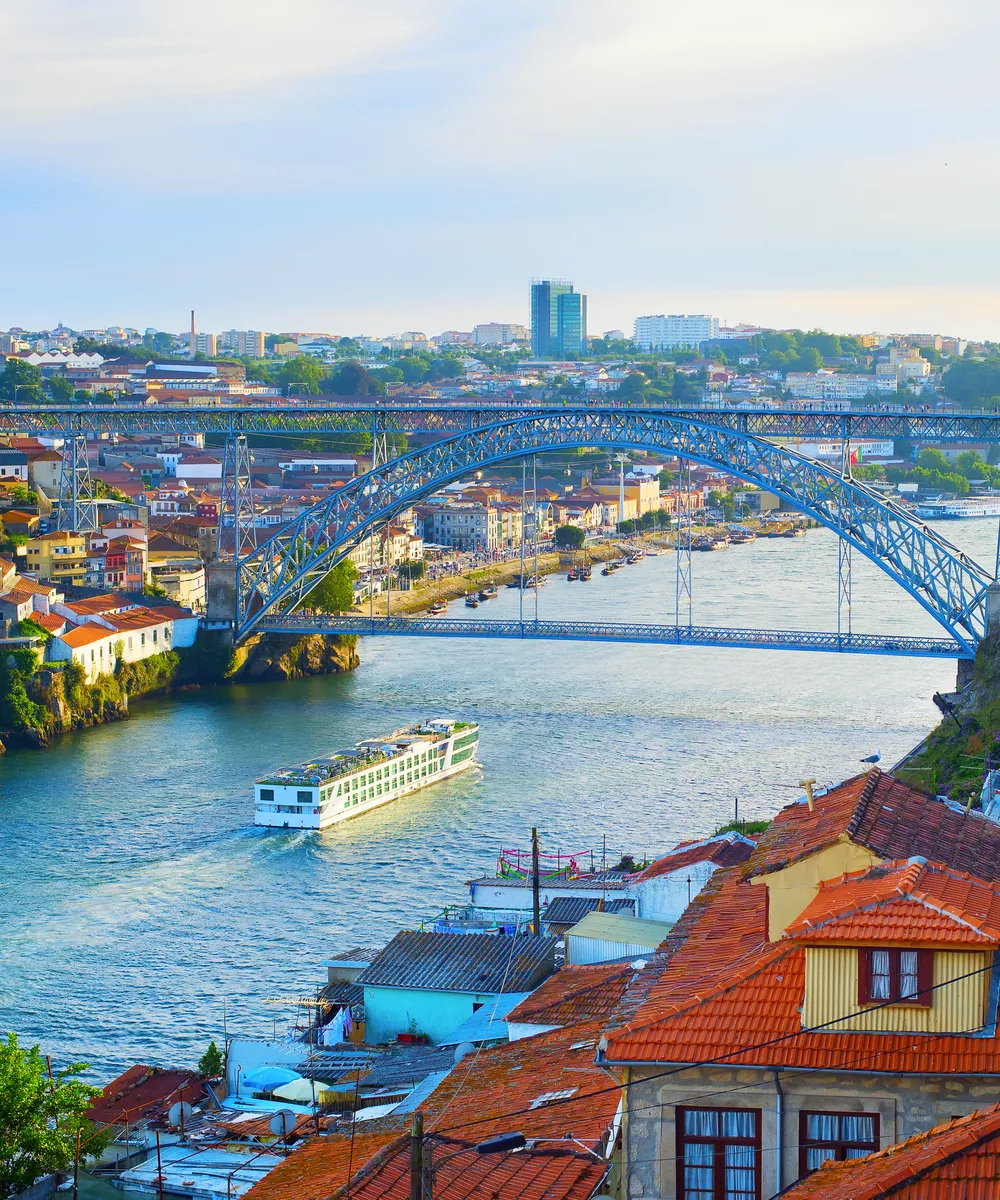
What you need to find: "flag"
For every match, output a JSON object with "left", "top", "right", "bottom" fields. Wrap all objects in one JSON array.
[{"left": 849, "top": 446, "right": 863, "bottom": 466}]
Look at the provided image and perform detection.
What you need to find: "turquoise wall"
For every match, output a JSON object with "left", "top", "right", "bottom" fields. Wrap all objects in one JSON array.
[{"left": 363, "top": 986, "right": 497, "bottom": 1045}]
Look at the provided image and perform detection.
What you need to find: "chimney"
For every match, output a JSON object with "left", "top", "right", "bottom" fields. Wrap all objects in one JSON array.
[{"left": 799, "top": 779, "right": 817, "bottom": 812}]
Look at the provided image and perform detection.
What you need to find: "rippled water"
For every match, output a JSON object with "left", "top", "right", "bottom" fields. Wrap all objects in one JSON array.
[{"left": 0, "top": 519, "right": 996, "bottom": 1078}]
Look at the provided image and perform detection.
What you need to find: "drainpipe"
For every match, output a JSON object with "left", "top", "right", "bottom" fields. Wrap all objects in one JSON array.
[{"left": 773, "top": 1069, "right": 784, "bottom": 1193}]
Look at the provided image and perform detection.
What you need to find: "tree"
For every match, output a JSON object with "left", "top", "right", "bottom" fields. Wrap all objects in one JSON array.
[
  {"left": 303, "top": 560, "right": 358, "bottom": 613},
  {"left": 554, "top": 525, "right": 586, "bottom": 549},
  {"left": 618, "top": 519, "right": 637, "bottom": 535},
  {"left": 198, "top": 1042, "right": 224, "bottom": 1079},
  {"left": 918, "top": 448, "right": 952, "bottom": 473},
  {"left": 274, "top": 356, "right": 325, "bottom": 395},
  {"left": 0, "top": 358, "right": 43, "bottom": 403},
  {"left": 655, "top": 509, "right": 671, "bottom": 530},
  {"left": 324, "top": 362, "right": 386, "bottom": 397},
  {"left": 397, "top": 559, "right": 426, "bottom": 581},
  {"left": 0, "top": 1033, "right": 110, "bottom": 1199},
  {"left": 47, "top": 375, "right": 74, "bottom": 403}
]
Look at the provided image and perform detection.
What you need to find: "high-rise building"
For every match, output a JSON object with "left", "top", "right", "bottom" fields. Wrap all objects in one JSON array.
[
  {"left": 221, "top": 330, "right": 266, "bottom": 357},
  {"left": 473, "top": 322, "right": 530, "bottom": 346},
  {"left": 530, "top": 280, "right": 586, "bottom": 356},
  {"left": 193, "top": 332, "right": 217, "bottom": 357},
  {"left": 633, "top": 314, "right": 719, "bottom": 351}
]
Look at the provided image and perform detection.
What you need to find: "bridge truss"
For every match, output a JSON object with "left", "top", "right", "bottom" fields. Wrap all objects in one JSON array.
[{"left": 233, "top": 410, "right": 995, "bottom": 655}]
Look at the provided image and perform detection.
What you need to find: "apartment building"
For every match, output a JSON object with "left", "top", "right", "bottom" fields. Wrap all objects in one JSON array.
[{"left": 633, "top": 313, "right": 720, "bottom": 350}]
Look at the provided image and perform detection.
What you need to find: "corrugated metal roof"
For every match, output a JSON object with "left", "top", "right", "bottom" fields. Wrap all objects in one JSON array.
[
  {"left": 565, "top": 911, "right": 674, "bottom": 949},
  {"left": 356, "top": 931, "right": 555, "bottom": 994},
  {"left": 439, "top": 991, "right": 532, "bottom": 1046},
  {"left": 543, "top": 897, "right": 634, "bottom": 927}
]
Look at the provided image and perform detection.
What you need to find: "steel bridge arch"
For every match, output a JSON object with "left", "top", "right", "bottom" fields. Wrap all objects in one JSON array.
[{"left": 234, "top": 411, "right": 994, "bottom": 648}]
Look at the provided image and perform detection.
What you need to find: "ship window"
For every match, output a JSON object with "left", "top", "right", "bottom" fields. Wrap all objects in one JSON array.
[
  {"left": 259, "top": 789, "right": 274, "bottom": 802},
  {"left": 344, "top": 801, "right": 350, "bottom": 808},
  {"left": 297, "top": 790, "right": 312, "bottom": 803},
  {"left": 336, "top": 784, "right": 342, "bottom": 796},
  {"left": 352, "top": 778, "right": 358, "bottom": 789}
]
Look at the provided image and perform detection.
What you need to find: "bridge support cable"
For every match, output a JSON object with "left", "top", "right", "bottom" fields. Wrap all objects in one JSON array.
[
  {"left": 675, "top": 459, "right": 692, "bottom": 627},
  {"left": 838, "top": 438, "right": 852, "bottom": 639},
  {"left": 519, "top": 459, "right": 526, "bottom": 627},
  {"left": 533, "top": 454, "right": 539, "bottom": 622},
  {"left": 218, "top": 434, "right": 256, "bottom": 559},
  {"left": 233, "top": 411, "right": 994, "bottom": 651},
  {"left": 54, "top": 434, "right": 97, "bottom": 533}
]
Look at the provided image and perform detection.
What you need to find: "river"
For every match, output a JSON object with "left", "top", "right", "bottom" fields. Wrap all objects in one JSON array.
[{"left": 0, "top": 519, "right": 996, "bottom": 1079}]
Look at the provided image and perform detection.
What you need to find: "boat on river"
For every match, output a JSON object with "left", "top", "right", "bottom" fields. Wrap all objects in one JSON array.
[
  {"left": 465, "top": 594, "right": 480, "bottom": 608},
  {"left": 914, "top": 498, "right": 1000, "bottom": 519},
  {"left": 428, "top": 600, "right": 447, "bottom": 615},
  {"left": 479, "top": 584, "right": 499, "bottom": 600},
  {"left": 254, "top": 718, "right": 481, "bottom": 830}
]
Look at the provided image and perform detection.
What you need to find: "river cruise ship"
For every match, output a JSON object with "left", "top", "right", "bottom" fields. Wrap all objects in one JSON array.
[
  {"left": 914, "top": 497, "right": 1000, "bottom": 519},
  {"left": 254, "top": 718, "right": 480, "bottom": 830}
]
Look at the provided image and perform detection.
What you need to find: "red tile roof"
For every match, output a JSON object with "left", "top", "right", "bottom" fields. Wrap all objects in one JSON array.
[
  {"left": 246, "top": 1024, "right": 619, "bottom": 1200},
  {"left": 750, "top": 769, "right": 1000, "bottom": 883},
  {"left": 780, "top": 1104, "right": 1000, "bottom": 1198},
  {"left": 634, "top": 833, "right": 755, "bottom": 882},
  {"left": 62, "top": 593, "right": 135, "bottom": 617},
  {"left": 59, "top": 622, "right": 115, "bottom": 649},
  {"left": 33, "top": 612, "right": 67, "bottom": 634},
  {"left": 87, "top": 1065, "right": 204, "bottom": 1125},
  {"left": 786, "top": 860, "right": 1000, "bottom": 946},
  {"left": 506, "top": 963, "right": 633, "bottom": 1026}
]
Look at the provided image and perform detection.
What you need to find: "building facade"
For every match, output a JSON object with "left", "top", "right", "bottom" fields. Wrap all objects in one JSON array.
[
  {"left": 633, "top": 313, "right": 720, "bottom": 351},
  {"left": 530, "top": 280, "right": 587, "bottom": 357}
]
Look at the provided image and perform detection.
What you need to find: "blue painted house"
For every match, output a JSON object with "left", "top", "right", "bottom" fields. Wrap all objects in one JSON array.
[{"left": 356, "top": 930, "right": 556, "bottom": 1046}]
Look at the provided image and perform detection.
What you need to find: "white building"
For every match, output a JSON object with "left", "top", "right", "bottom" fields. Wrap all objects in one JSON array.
[
  {"left": 633, "top": 314, "right": 719, "bottom": 351},
  {"left": 220, "top": 330, "right": 266, "bottom": 357},
  {"left": 473, "top": 323, "right": 529, "bottom": 346},
  {"left": 175, "top": 454, "right": 223, "bottom": 484},
  {"left": 782, "top": 438, "right": 895, "bottom": 460},
  {"left": 784, "top": 370, "right": 897, "bottom": 400},
  {"left": 192, "top": 332, "right": 217, "bottom": 357},
  {"left": 48, "top": 601, "right": 199, "bottom": 682},
  {"left": 424, "top": 503, "right": 501, "bottom": 552}
]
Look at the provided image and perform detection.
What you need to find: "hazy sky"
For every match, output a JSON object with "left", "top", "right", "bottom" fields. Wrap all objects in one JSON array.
[{"left": 3, "top": 0, "right": 1000, "bottom": 338}]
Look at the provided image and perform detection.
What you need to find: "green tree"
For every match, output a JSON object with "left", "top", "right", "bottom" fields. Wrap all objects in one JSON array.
[
  {"left": 324, "top": 362, "right": 386, "bottom": 397},
  {"left": 618, "top": 519, "right": 637, "bottom": 534},
  {"left": 0, "top": 1033, "right": 110, "bottom": 1199},
  {"left": 655, "top": 509, "right": 672, "bottom": 530},
  {"left": 0, "top": 359, "right": 43, "bottom": 403},
  {"left": 917, "top": 448, "right": 952, "bottom": 473},
  {"left": 275, "top": 356, "right": 325, "bottom": 395},
  {"left": 47, "top": 375, "right": 74, "bottom": 403},
  {"left": 397, "top": 559, "right": 426, "bottom": 581},
  {"left": 198, "top": 1041, "right": 224, "bottom": 1079},
  {"left": 554, "top": 524, "right": 586, "bottom": 549},
  {"left": 303, "top": 560, "right": 358, "bottom": 612}
]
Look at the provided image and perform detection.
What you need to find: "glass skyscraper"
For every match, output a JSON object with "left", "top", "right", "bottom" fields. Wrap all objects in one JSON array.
[{"left": 530, "top": 279, "right": 586, "bottom": 356}]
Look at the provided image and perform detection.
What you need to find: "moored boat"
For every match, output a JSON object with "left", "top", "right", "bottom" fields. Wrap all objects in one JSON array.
[
  {"left": 465, "top": 594, "right": 480, "bottom": 608},
  {"left": 479, "top": 584, "right": 499, "bottom": 600},
  {"left": 428, "top": 600, "right": 447, "bottom": 615}
]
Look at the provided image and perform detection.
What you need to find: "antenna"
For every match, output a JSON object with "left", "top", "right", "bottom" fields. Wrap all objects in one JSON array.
[{"left": 167, "top": 1101, "right": 194, "bottom": 1133}]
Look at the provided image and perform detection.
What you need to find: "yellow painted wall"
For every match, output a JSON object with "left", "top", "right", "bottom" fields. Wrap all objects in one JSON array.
[
  {"left": 802, "top": 947, "right": 988, "bottom": 1032},
  {"left": 753, "top": 837, "right": 883, "bottom": 941}
]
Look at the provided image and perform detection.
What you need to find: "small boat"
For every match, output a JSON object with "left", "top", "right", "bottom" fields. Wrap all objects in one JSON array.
[
  {"left": 567, "top": 569, "right": 578, "bottom": 581},
  {"left": 479, "top": 584, "right": 498, "bottom": 600},
  {"left": 601, "top": 565, "right": 614, "bottom": 576},
  {"left": 579, "top": 567, "right": 592, "bottom": 581},
  {"left": 784, "top": 526, "right": 806, "bottom": 538},
  {"left": 465, "top": 594, "right": 480, "bottom": 608},
  {"left": 506, "top": 578, "right": 522, "bottom": 588},
  {"left": 646, "top": 550, "right": 660, "bottom": 557},
  {"left": 428, "top": 600, "right": 447, "bottom": 615}
]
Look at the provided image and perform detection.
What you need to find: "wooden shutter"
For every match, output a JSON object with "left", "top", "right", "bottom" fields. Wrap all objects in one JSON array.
[
  {"left": 917, "top": 950, "right": 934, "bottom": 1006},
  {"left": 857, "top": 948, "right": 871, "bottom": 1006}
]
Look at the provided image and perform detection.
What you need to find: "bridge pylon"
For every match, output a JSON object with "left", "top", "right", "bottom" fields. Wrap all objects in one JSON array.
[
  {"left": 53, "top": 434, "right": 98, "bottom": 533},
  {"left": 218, "top": 434, "right": 256, "bottom": 559}
]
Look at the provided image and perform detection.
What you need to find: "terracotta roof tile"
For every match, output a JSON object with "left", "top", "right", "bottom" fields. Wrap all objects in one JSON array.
[
  {"left": 87, "top": 1065, "right": 204, "bottom": 1125},
  {"left": 780, "top": 1103, "right": 1000, "bottom": 1199},
  {"left": 635, "top": 833, "right": 755, "bottom": 882},
  {"left": 506, "top": 963, "right": 633, "bottom": 1026},
  {"left": 786, "top": 860, "right": 1000, "bottom": 946},
  {"left": 58, "top": 623, "right": 116, "bottom": 649},
  {"left": 749, "top": 769, "right": 1000, "bottom": 884}
]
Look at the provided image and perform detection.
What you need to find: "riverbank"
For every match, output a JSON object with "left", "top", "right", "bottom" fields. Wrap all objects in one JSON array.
[{"left": 0, "top": 630, "right": 359, "bottom": 751}]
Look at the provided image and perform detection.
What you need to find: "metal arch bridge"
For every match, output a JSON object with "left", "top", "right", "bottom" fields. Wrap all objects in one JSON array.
[
  {"left": 233, "top": 408, "right": 996, "bottom": 656},
  {"left": 6, "top": 399, "right": 1000, "bottom": 440}
]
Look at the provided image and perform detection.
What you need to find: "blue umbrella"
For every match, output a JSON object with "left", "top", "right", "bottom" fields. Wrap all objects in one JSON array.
[{"left": 242, "top": 1066, "right": 302, "bottom": 1090}]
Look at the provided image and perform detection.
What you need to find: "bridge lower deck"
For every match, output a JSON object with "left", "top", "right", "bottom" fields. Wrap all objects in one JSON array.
[{"left": 255, "top": 615, "right": 970, "bottom": 658}]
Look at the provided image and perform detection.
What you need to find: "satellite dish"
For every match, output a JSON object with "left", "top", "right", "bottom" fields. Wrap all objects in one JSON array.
[
  {"left": 168, "top": 1101, "right": 194, "bottom": 1129},
  {"left": 454, "top": 1041, "right": 475, "bottom": 1064},
  {"left": 269, "top": 1110, "right": 297, "bottom": 1138}
]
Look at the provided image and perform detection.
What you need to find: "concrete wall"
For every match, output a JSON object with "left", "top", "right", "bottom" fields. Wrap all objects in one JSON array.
[
  {"left": 633, "top": 862, "right": 718, "bottom": 922},
  {"left": 363, "top": 985, "right": 499, "bottom": 1046},
  {"left": 622, "top": 1064, "right": 1000, "bottom": 1200}
]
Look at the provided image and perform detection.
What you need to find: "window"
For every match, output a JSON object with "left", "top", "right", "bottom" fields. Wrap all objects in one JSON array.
[
  {"left": 259, "top": 789, "right": 274, "bottom": 802},
  {"left": 676, "top": 1107, "right": 760, "bottom": 1200},
  {"left": 858, "top": 949, "right": 932, "bottom": 1005},
  {"left": 799, "top": 1111, "right": 879, "bottom": 1174},
  {"left": 296, "top": 790, "right": 312, "bottom": 803}
]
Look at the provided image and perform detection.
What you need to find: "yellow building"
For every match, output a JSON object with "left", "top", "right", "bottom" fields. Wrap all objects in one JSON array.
[{"left": 25, "top": 530, "right": 87, "bottom": 586}]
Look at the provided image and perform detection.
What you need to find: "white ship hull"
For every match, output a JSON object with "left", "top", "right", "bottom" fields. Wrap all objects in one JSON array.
[
  {"left": 254, "top": 719, "right": 480, "bottom": 830},
  {"left": 914, "top": 499, "right": 1000, "bottom": 519}
]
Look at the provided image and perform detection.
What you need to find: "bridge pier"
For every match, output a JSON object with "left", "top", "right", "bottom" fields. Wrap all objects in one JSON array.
[
  {"left": 206, "top": 561, "right": 238, "bottom": 643},
  {"left": 958, "top": 657, "right": 975, "bottom": 691}
]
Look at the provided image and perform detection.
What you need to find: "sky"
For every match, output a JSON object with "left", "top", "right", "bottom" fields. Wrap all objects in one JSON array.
[{"left": 3, "top": 0, "right": 1000, "bottom": 339}]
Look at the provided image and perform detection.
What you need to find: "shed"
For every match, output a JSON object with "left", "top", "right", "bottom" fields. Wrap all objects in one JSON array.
[
  {"left": 564, "top": 911, "right": 673, "bottom": 965},
  {"left": 356, "top": 930, "right": 555, "bottom": 1046}
]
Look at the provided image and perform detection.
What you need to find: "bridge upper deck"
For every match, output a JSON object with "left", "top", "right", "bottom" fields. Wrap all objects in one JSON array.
[{"left": 1, "top": 401, "right": 998, "bottom": 440}]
